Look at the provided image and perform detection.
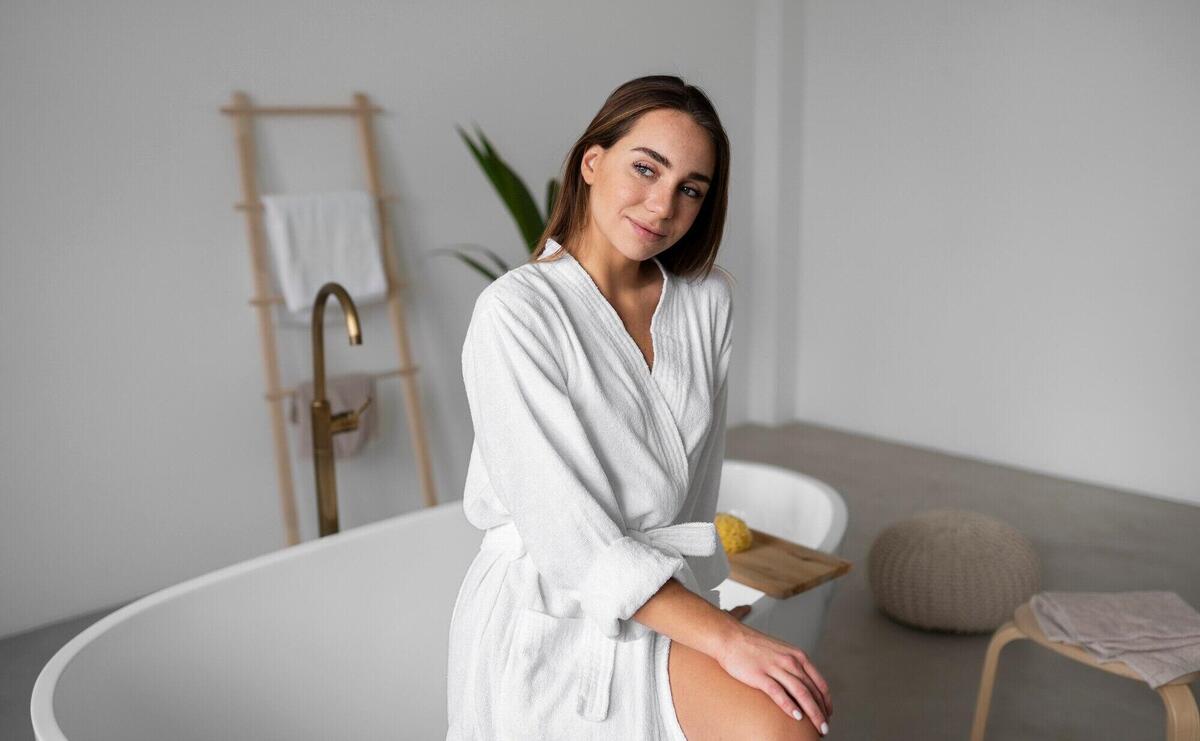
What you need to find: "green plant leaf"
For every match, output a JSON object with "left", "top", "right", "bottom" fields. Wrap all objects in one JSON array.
[
  {"left": 461, "top": 245, "right": 510, "bottom": 275},
  {"left": 428, "top": 245, "right": 510, "bottom": 280},
  {"left": 456, "top": 124, "right": 545, "bottom": 251},
  {"left": 453, "top": 250, "right": 502, "bottom": 281},
  {"left": 434, "top": 243, "right": 510, "bottom": 274}
]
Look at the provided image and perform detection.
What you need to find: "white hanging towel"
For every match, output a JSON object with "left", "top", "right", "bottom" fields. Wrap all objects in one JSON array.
[{"left": 260, "top": 190, "right": 389, "bottom": 317}]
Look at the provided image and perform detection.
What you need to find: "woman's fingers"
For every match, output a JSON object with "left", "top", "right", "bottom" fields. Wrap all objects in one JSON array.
[
  {"left": 759, "top": 679, "right": 810, "bottom": 727},
  {"left": 715, "top": 624, "right": 833, "bottom": 732},
  {"left": 772, "top": 667, "right": 829, "bottom": 736},
  {"left": 793, "top": 650, "right": 833, "bottom": 718},
  {"left": 781, "top": 655, "right": 825, "bottom": 714}
]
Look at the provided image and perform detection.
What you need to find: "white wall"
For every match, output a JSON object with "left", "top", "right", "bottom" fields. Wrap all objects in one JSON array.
[
  {"left": 0, "top": 0, "right": 760, "bottom": 639},
  {"left": 4, "top": 0, "right": 1197, "bottom": 642},
  {"left": 794, "top": 0, "right": 1200, "bottom": 505}
]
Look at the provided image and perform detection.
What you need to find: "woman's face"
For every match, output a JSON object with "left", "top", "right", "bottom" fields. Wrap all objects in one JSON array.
[{"left": 579, "top": 108, "right": 716, "bottom": 262}]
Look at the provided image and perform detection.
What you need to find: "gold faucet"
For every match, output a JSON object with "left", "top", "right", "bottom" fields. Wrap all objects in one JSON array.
[{"left": 310, "top": 281, "right": 373, "bottom": 537}]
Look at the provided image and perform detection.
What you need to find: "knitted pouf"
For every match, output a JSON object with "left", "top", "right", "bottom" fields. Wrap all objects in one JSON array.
[{"left": 867, "top": 509, "right": 1041, "bottom": 634}]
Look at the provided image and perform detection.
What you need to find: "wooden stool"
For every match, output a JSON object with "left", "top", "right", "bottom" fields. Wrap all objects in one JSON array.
[{"left": 970, "top": 601, "right": 1200, "bottom": 741}]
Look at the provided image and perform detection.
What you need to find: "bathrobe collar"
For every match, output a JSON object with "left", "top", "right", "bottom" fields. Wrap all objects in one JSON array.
[{"left": 544, "top": 237, "right": 691, "bottom": 496}]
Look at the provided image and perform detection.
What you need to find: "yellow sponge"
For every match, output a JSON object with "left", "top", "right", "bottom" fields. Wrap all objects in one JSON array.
[{"left": 715, "top": 512, "right": 753, "bottom": 555}]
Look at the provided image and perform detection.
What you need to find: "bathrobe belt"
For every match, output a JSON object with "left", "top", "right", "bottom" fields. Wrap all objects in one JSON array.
[{"left": 479, "top": 519, "right": 720, "bottom": 722}]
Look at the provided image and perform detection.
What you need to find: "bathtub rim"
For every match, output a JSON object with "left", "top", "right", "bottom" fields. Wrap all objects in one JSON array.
[
  {"left": 30, "top": 501, "right": 463, "bottom": 741},
  {"left": 721, "top": 458, "right": 849, "bottom": 554},
  {"left": 30, "top": 459, "right": 847, "bottom": 740}
]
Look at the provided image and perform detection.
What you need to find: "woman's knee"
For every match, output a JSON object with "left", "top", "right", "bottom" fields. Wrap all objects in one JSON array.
[
  {"left": 734, "top": 683, "right": 822, "bottom": 741},
  {"left": 749, "top": 707, "right": 822, "bottom": 741},
  {"left": 668, "top": 638, "right": 822, "bottom": 741}
]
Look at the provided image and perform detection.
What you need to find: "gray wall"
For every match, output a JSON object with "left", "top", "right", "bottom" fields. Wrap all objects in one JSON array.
[
  {"left": 0, "top": 0, "right": 759, "bottom": 639},
  {"left": 2, "top": 0, "right": 1197, "bottom": 641},
  {"left": 794, "top": 0, "right": 1199, "bottom": 506}
]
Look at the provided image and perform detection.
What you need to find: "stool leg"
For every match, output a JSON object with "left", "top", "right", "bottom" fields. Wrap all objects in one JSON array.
[
  {"left": 1158, "top": 684, "right": 1199, "bottom": 741},
  {"left": 969, "top": 621, "right": 1026, "bottom": 741}
]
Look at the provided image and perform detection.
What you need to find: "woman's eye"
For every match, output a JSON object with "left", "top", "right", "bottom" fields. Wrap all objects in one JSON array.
[{"left": 634, "top": 162, "right": 703, "bottom": 199}]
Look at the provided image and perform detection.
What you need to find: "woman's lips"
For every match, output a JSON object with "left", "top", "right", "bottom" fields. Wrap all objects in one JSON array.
[{"left": 628, "top": 217, "right": 664, "bottom": 240}]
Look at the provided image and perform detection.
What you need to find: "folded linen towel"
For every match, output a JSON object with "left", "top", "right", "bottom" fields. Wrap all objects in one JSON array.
[
  {"left": 288, "top": 373, "right": 377, "bottom": 459},
  {"left": 261, "top": 190, "right": 389, "bottom": 318},
  {"left": 1031, "top": 591, "right": 1200, "bottom": 688}
]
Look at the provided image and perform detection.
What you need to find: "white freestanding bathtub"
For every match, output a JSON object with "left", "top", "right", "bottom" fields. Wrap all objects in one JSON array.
[{"left": 32, "top": 459, "right": 848, "bottom": 740}]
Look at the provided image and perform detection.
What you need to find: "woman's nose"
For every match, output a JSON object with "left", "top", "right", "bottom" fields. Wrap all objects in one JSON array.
[{"left": 645, "top": 185, "right": 675, "bottom": 218}]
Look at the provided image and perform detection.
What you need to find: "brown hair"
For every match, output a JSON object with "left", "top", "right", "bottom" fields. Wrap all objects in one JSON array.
[{"left": 530, "top": 75, "right": 732, "bottom": 283}]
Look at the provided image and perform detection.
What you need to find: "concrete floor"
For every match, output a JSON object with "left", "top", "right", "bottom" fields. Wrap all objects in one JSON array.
[{"left": 3, "top": 420, "right": 1197, "bottom": 740}]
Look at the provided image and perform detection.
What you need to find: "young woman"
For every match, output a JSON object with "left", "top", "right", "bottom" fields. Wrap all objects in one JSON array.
[{"left": 446, "top": 75, "right": 833, "bottom": 740}]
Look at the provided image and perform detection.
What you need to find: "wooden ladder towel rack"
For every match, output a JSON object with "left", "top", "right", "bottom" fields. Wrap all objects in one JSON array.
[{"left": 220, "top": 91, "right": 439, "bottom": 546}]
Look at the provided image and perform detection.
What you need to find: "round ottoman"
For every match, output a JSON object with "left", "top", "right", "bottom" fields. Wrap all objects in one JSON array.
[{"left": 867, "top": 509, "right": 1041, "bottom": 634}]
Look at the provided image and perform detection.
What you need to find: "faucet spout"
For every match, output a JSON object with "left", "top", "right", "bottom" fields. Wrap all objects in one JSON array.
[{"left": 310, "top": 282, "right": 365, "bottom": 537}]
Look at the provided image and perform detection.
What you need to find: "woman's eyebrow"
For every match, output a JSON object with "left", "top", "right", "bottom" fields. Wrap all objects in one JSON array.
[{"left": 630, "top": 146, "right": 712, "bottom": 184}]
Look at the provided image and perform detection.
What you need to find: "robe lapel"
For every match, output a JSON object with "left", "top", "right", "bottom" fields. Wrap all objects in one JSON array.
[
  {"left": 550, "top": 241, "right": 692, "bottom": 498},
  {"left": 638, "top": 340, "right": 691, "bottom": 497}
]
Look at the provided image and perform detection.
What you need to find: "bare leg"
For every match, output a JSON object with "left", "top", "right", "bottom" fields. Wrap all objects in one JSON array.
[{"left": 667, "top": 637, "right": 822, "bottom": 741}]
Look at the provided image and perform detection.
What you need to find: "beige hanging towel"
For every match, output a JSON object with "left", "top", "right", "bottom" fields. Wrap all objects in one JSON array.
[{"left": 288, "top": 372, "right": 378, "bottom": 459}]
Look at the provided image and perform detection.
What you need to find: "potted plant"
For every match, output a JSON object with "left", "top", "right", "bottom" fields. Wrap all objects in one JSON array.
[{"left": 433, "top": 124, "right": 561, "bottom": 282}]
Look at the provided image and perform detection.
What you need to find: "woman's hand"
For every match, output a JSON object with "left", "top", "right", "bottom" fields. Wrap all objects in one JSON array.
[{"left": 716, "top": 619, "right": 833, "bottom": 735}]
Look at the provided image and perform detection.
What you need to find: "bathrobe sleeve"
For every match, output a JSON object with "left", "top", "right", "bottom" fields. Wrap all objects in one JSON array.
[
  {"left": 678, "top": 279, "right": 734, "bottom": 595},
  {"left": 462, "top": 289, "right": 690, "bottom": 641}
]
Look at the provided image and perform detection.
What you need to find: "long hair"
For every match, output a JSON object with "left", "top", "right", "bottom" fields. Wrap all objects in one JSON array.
[{"left": 530, "top": 75, "right": 731, "bottom": 283}]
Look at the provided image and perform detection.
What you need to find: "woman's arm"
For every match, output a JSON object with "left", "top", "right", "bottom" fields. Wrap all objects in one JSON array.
[{"left": 632, "top": 576, "right": 742, "bottom": 659}]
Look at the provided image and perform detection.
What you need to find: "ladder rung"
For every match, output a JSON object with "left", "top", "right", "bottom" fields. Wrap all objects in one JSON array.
[
  {"left": 220, "top": 104, "right": 383, "bottom": 116},
  {"left": 377, "top": 365, "right": 420, "bottom": 379},
  {"left": 249, "top": 295, "right": 286, "bottom": 306},
  {"left": 235, "top": 193, "right": 400, "bottom": 212},
  {"left": 263, "top": 365, "right": 419, "bottom": 401}
]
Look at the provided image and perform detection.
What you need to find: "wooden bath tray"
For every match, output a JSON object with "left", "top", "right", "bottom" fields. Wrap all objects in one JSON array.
[{"left": 726, "top": 528, "right": 852, "bottom": 599}]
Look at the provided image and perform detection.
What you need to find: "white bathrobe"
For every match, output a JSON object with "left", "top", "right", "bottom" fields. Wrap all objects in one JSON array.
[{"left": 446, "top": 237, "right": 733, "bottom": 740}]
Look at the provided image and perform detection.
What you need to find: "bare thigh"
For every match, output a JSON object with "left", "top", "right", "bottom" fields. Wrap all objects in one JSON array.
[{"left": 667, "top": 637, "right": 821, "bottom": 741}]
